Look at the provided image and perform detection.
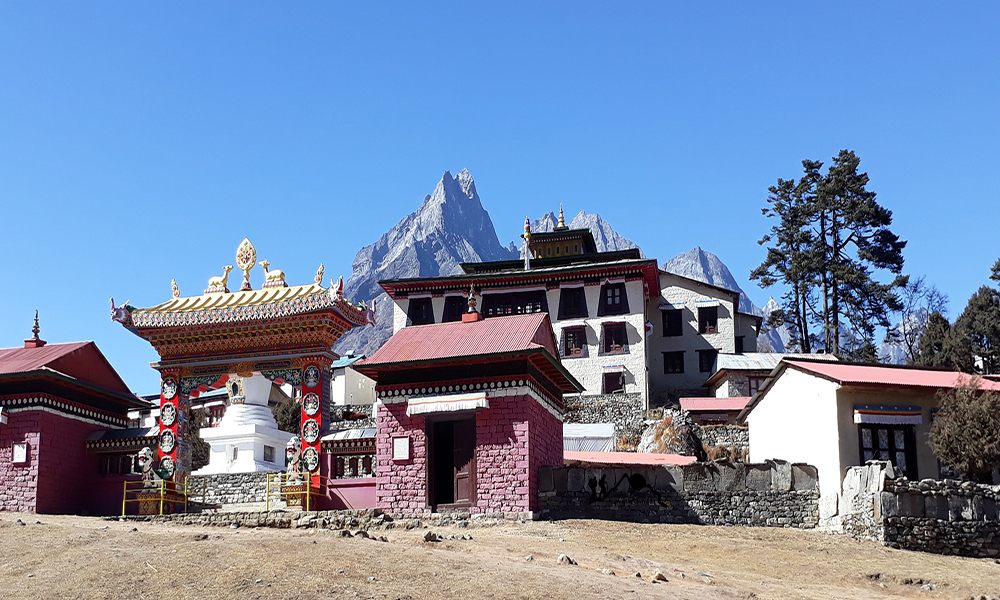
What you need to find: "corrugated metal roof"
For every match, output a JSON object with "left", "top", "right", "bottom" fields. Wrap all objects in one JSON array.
[
  {"left": 0, "top": 342, "right": 91, "bottom": 375},
  {"left": 716, "top": 352, "right": 837, "bottom": 372},
  {"left": 563, "top": 451, "right": 698, "bottom": 467},
  {"left": 679, "top": 397, "right": 751, "bottom": 412},
  {"left": 361, "top": 314, "right": 556, "bottom": 366},
  {"left": 331, "top": 355, "right": 366, "bottom": 369},
  {"left": 563, "top": 423, "right": 615, "bottom": 452},
  {"left": 786, "top": 360, "right": 1000, "bottom": 391},
  {"left": 321, "top": 428, "right": 376, "bottom": 441},
  {"left": 86, "top": 427, "right": 158, "bottom": 442}
]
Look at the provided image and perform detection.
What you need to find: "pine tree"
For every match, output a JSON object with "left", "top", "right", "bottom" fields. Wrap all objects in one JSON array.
[
  {"left": 750, "top": 176, "right": 817, "bottom": 352},
  {"left": 272, "top": 395, "right": 301, "bottom": 434},
  {"left": 951, "top": 286, "right": 1000, "bottom": 375},
  {"left": 929, "top": 379, "right": 1000, "bottom": 483},
  {"left": 752, "top": 150, "right": 906, "bottom": 358},
  {"left": 915, "top": 311, "right": 953, "bottom": 368}
]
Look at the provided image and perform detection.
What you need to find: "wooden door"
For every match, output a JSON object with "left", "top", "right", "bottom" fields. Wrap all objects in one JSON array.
[
  {"left": 453, "top": 417, "right": 476, "bottom": 504},
  {"left": 858, "top": 424, "right": 917, "bottom": 480}
]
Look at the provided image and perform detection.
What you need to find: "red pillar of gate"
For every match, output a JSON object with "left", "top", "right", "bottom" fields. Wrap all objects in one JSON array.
[
  {"left": 157, "top": 372, "right": 183, "bottom": 481},
  {"left": 299, "top": 362, "right": 329, "bottom": 477}
]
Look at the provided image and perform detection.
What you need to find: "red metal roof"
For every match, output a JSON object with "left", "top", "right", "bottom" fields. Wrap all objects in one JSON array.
[
  {"left": 679, "top": 397, "right": 751, "bottom": 412},
  {"left": 356, "top": 313, "right": 582, "bottom": 393},
  {"left": 0, "top": 341, "right": 132, "bottom": 395},
  {"left": 784, "top": 359, "right": 1000, "bottom": 391},
  {"left": 563, "top": 451, "right": 698, "bottom": 467},
  {"left": 362, "top": 313, "right": 557, "bottom": 365}
]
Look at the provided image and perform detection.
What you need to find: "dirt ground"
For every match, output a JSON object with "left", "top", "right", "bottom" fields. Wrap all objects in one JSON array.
[{"left": 1, "top": 514, "right": 998, "bottom": 600}]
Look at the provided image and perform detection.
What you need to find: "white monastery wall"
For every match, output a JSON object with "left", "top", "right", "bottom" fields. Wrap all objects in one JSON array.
[
  {"left": 392, "top": 300, "right": 407, "bottom": 334},
  {"left": 648, "top": 273, "right": 738, "bottom": 399},
  {"left": 553, "top": 279, "right": 647, "bottom": 402},
  {"left": 746, "top": 368, "right": 841, "bottom": 501}
]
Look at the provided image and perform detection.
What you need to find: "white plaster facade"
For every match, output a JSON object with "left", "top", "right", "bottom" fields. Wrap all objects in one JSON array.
[
  {"left": 647, "top": 271, "right": 760, "bottom": 402},
  {"left": 331, "top": 362, "right": 377, "bottom": 406},
  {"left": 745, "top": 364, "right": 942, "bottom": 508},
  {"left": 388, "top": 278, "right": 649, "bottom": 401}
]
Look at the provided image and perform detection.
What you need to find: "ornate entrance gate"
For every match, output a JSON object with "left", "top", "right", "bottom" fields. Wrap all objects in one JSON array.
[{"left": 112, "top": 238, "right": 374, "bottom": 485}]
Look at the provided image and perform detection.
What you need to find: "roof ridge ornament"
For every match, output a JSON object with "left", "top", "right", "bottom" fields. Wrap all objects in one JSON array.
[
  {"left": 259, "top": 259, "right": 288, "bottom": 289},
  {"left": 24, "top": 310, "right": 47, "bottom": 348},
  {"left": 314, "top": 263, "right": 325, "bottom": 285},
  {"left": 521, "top": 216, "right": 532, "bottom": 271},
  {"left": 171, "top": 278, "right": 180, "bottom": 298},
  {"left": 205, "top": 265, "right": 233, "bottom": 294},
  {"left": 235, "top": 238, "right": 257, "bottom": 291},
  {"left": 555, "top": 203, "right": 567, "bottom": 230}
]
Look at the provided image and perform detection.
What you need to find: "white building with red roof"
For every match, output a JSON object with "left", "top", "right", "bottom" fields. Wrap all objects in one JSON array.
[{"left": 739, "top": 358, "right": 1000, "bottom": 518}]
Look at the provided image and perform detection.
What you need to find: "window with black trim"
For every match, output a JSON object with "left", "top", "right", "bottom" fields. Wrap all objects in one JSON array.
[
  {"left": 558, "top": 287, "right": 588, "bottom": 319},
  {"left": 602, "top": 322, "right": 628, "bottom": 354},
  {"left": 698, "top": 349, "right": 718, "bottom": 373},
  {"left": 602, "top": 371, "right": 625, "bottom": 394},
  {"left": 598, "top": 283, "right": 629, "bottom": 316},
  {"left": 563, "top": 326, "right": 587, "bottom": 357},
  {"left": 748, "top": 376, "right": 766, "bottom": 397},
  {"left": 407, "top": 298, "right": 435, "bottom": 325},
  {"left": 663, "top": 351, "right": 684, "bottom": 374},
  {"left": 482, "top": 291, "right": 548, "bottom": 317},
  {"left": 698, "top": 306, "right": 718, "bottom": 334},
  {"left": 662, "top": 309, "right": 683, "bottom": 336},
  {"left": 859, "top": 424, "right": 917, "bottom": 479},
  {"left": 442, "top": 296, "right": 466, "bottom": 322}
]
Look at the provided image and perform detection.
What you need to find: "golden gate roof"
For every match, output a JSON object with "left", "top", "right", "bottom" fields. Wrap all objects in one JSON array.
[{"left": 118, "top": 284, "right": 374, "bottom": 330}]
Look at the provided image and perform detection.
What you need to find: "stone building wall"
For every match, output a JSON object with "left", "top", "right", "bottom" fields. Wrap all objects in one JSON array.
[
  {"left": 698, "top": 424, "right": 749, "bottom": 450},
  {"left": 0, "top": 412, "right": 41, "bottom": 512},
  {"left": 564, "top": 393, "right": 644, "bottom": 450},
  {"left": 187, "top": 472, "right": 273, "bottom": 505},
  {"left": 838, "top": 462, "right": 1000, "bottom": 558},
  {"left": 375, "top": 402, "right": 428, "bottom": 513},
  {"left": 328, "top": 404, "right": 376, "bottom": 432},
  {"left": 538, "top": 460, "right": 819, "bottom": 527},
  {"left": 376, "top": 391, "right": 564, "bottom": 515}
]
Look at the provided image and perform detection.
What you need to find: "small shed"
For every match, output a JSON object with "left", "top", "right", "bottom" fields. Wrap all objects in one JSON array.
[{"left": 355, "top": 312, "right": 583, "bottom": 514}]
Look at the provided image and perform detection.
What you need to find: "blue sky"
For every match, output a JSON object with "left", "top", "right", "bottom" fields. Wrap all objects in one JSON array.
[{"left": 2, "top": 3, "right": 998, "bottom": 392}]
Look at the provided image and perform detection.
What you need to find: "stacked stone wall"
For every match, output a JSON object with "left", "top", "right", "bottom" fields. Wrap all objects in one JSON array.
[
  {"left": 187, "top": 472, "right": 273, "bottom": 505},
  {"left": 538, "top": 460, "right": 819, "bottom": 527},
  {"left": 698, "top": 424, "right": 749, "bottom": 450},
  {"left": 838, "top": 462, "right": 1000, "bottom": 558},
  {"left": 328, "top": 404, "right": 376, "bottom": 432},
  {"left": 564, "top": 393, "right": 644, "bottom": 450}
]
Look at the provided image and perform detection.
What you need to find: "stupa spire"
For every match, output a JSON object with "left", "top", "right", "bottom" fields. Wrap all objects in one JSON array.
[
  {"left": 24, "top": 310, "right": 46, "bottom": 348},
  {"left": 555, "top": 203, "right": 567, "bottom": 230}
]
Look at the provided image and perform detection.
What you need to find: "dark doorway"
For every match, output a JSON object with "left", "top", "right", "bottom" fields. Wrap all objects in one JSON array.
[{"left": 428, "top": 416, "right": 476, "bottom": 510}]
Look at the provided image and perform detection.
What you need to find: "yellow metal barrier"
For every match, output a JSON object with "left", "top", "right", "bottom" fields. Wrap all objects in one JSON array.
[
  {"left": 265, "top": 472, "right": 331, "bottom": 511},
  {"left": 121, "top": 476, "right": 207, "bottom": 516}
]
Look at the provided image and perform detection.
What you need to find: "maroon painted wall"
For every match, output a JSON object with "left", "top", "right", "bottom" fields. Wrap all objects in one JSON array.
[
  {"left": 0, "top": 409, "right": 127, "bottom": 515},
  {"left": 376, "top": 392, "right": 564, "bottom": 515},
  {"left": 0, "top": 412, "right": 41, "bottom": 512}
]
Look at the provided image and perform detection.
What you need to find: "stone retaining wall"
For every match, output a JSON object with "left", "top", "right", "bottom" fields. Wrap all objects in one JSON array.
[
  {"left": 698, "top": 425, "right": 749, "bottom": 450},
  {"left": 110, "top": 508, "right": 532, "bottom": 530},
  {"left": 564, "top": 393, "right": 644, "bottom": 450},
  {"left": 538, "top": 460, "right": 819, "bottom": 527},
  {"left": 188, "top": 472, "right": 273, "bottom": 505},
  {"left": 838, "top": 462, "right": 1000, "bottom": 558},
  {"left": 328, "top": 404, "right": 376, "bottom": 432}
]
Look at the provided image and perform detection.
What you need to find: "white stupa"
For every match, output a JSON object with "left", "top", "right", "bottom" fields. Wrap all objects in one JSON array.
[{"left": 194, "top": 374, "right": 295, "bottom": 474}]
